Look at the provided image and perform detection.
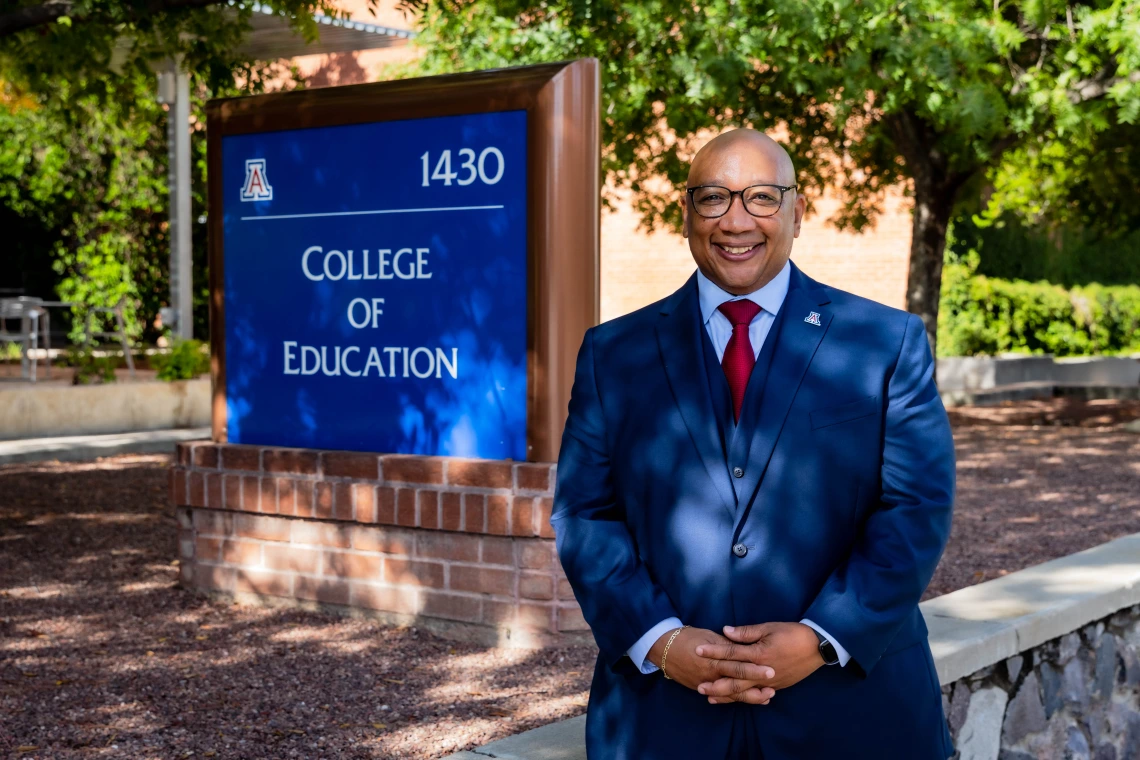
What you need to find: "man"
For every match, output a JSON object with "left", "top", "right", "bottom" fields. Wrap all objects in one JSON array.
[{"left": 551, "top": 129, "right": 955, "bottom": 759}]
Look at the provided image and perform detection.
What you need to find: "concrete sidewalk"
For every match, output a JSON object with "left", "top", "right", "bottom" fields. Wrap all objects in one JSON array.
[{"left": 0, "top": 427, "right": 209, "bottom": 465}]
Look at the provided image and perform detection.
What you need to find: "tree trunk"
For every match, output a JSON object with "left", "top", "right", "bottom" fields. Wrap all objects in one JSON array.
[{"left": 905, "top": 187, "right": 955, "bottom": 361}]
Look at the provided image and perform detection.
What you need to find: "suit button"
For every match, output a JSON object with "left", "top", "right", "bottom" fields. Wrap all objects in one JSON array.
[
  {"left": 732, "top": 467, "right": 744, "bottom": 478},
  {"left": 732, "top": 543, "right": 748, "bottom": 558}
]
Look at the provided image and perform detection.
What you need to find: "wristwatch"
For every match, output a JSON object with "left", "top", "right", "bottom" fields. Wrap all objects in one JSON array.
[{"left": 811, "top": 628, "right": 840, "bottom": 666}]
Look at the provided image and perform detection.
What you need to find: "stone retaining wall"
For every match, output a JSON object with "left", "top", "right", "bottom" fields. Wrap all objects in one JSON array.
[
  {"left": 943, "top": 606, "right": 1140, "bottom": 760},
  {"left": 170, "top": 441, "right": 588, "bottom": 647}
]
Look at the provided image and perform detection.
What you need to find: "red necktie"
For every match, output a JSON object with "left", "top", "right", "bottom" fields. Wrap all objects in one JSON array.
[{"left": 718, "top": 299, "right": 762, "bottom": 423}]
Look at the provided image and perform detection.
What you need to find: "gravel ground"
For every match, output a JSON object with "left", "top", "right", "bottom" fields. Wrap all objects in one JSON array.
[{"left": 2, "top": 397, "right": 1139, "bottom": 758}]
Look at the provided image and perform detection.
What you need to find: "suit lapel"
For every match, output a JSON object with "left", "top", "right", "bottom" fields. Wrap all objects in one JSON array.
[
  {"left": 656, "top": 276, "right": 737, "bottom": 518},
  {"left": 732, "top": 265, "right": 833, "bottom": 531}
]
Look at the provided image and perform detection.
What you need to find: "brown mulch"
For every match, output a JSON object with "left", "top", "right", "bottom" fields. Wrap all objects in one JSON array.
[{"left": 1, "top": 397, "right": 1139, "bottom": 758}]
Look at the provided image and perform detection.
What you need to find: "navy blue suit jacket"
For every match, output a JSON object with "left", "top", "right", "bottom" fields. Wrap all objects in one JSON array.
[{"left": 552, "top": 264, "right": 955, "bottom": 759}]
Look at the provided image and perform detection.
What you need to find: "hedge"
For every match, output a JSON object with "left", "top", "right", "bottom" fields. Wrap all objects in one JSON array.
[{"left": 937, "top": 261, "right": 1140, "bottom": 357}]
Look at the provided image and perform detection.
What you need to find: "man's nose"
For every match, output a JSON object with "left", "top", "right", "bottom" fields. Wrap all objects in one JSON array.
[{"left": 717, "top": 195, "right": 758, "bottom": 233}]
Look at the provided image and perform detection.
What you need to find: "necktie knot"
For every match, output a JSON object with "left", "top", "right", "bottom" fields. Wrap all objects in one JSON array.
[{"left": 718, "top": 299, "right": 762, "bottom": 327}]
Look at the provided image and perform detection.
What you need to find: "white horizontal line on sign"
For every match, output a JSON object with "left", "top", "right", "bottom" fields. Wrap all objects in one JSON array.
[{"left": 239, "top": 204, "right": 506, "bottom": 221}]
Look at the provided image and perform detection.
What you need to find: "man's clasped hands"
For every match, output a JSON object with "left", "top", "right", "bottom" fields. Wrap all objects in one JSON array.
[{"left": 647, "top": 622, "right": 826, "bottom": 705}]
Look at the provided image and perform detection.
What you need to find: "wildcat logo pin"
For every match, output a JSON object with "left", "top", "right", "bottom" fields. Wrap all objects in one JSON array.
[{"left": 805, "top": 311, "right": 822, "bottom": 326}]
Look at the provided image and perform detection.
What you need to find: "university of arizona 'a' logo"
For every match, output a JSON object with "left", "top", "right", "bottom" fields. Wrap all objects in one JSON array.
[
  {"left": 240, "top": 158, "right": 273, "bottom": 202},
  {"left": 805, "top": 311, "right": 822, "bottom": 326}
]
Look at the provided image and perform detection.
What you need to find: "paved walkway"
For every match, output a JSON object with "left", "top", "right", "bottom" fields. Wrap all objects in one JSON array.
[{"left": 0, "top": 427, "right": 209, "bottom": 465}]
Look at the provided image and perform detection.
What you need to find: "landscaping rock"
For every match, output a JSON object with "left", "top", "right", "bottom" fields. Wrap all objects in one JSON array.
[
  {"left": 1003, "top": 672, "right": 1047, "bottom": 745},
  {"left": 959, "top": 687, "right": 1008, "bottom": 760}
]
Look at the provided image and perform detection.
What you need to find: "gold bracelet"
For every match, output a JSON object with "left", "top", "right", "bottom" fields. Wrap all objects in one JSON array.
[{"left": 660, "top": 625, "right": 689, "bottom": 680}]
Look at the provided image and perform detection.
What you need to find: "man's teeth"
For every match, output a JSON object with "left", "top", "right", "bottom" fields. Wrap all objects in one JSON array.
[{"left": 720, "top": 245, "right": 757, "bottom": 255}]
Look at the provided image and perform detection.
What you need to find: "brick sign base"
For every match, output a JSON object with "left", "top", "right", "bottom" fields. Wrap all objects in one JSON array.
[{"left": 170, "top": 442, "right": 589, "bottom": 647}]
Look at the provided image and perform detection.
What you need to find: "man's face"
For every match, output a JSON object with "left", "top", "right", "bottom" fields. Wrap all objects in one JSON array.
[{"left": 682, "top": 144, "right": 806, "bottom": 295}]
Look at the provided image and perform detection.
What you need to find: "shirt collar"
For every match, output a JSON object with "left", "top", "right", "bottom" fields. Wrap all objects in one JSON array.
[{"left": 696, "top": 260, "right": 791, "bottom": 326}]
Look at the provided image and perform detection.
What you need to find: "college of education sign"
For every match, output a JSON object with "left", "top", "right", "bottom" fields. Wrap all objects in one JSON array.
[{"left": 206, "top": 61, "right": 599, "bottom": 462}]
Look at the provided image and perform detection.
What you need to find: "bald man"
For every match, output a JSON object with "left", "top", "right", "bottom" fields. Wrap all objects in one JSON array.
[{"left": 552, "top": 130, "right": 955, "bottom": 759}]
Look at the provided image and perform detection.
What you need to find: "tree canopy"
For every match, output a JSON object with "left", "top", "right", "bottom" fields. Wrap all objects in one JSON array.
[{"left": 409, "top": 0, "right": 1140, "bottom": 354}]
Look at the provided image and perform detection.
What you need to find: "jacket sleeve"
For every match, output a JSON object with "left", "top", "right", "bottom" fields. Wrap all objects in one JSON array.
[
  {"left": 802, "top": 314, "right": 955, "bottom": 674},
  {"left": 551, "top": 327, "right": 680, "bottom": 666}
]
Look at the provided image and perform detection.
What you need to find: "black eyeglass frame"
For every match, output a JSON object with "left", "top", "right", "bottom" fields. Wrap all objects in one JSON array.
[{"left": 685, "top": 183, "right": 798, "bottom": 219}]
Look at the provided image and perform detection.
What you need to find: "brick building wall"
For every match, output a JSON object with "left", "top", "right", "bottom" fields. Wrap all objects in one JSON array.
[{"left": 170, "top": 442, "right": 589, "bottom": 647}]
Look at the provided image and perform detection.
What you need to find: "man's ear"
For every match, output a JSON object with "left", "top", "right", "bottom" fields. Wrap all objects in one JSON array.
[{"left": 791, "top": 193, "right": 806, "bottom": 238}]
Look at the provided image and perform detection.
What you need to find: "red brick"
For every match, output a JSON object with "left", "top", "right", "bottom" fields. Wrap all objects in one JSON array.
[
  {"left": 514, "top": 463, "right": 553, "bottom": 492},
  {"left": 464, "top": 494, "right": 486, "bottom": 533},
  {"left": 221, "top": 445, "right": 261, "bottom": 472},
  {"left": 196, "top": 565, "right": 235, "bottom": 592},
  {"left": 170, "top": 469, "right": 188, "bottom": 505},
  {"left": 239, "top": 476, "right": 260, "bottom": 513},
  {"left": 192, "top": 444, "right": 219, "bottom": 469},
  {"left": 557, "top": 577, "right": 576, "bottom": 601},
  {"left": 294, "top": 481, "right": 314, "bottom": 518},
  {"left": 222, "top": 538, "right": 263, "bottom": 566},
  {"left": 449, "top": 565, "right": 514, "bottom": 596},
  {"left": 416, "top": 532, "right": 480, "bottom": 563},
  {"left": 295, "top": 576, "right": 350, "bottom": 606},
  {"left": 234, "top": 513, "right": 290, "bottom": 542},
  {"left": 260, "top": 477, "right": 278, "bottom": 515},
  {"left": 353, "top": 484, "right": 376, "bottom": 523},
  {"left": 322, "top": 451, "right": 380, "bottom": 480},
  {"left": 195, "top": 536, "right": 223, "bottom": 563},
  {"left": 511, "top": 497, "right": 537, "bottom": 537},
  {"left": 205, "top": 473, "right": 223, "bottom": 509},
  {"left": 235, "top": 569, "right": 292, "bottom": 596},
  {"left": 350, "top": 525, "right": 413, "bottom": 556},
  {"left": 384, "top": 558, "right": 445, "bottom": 588},
  {"left": 380, "top": 455, "right": 444, "bottom": 484},
  {"left": 263, "top": 449, "right": 319, "bottom": 475},
  {"left": 486, "top": 495, "right": 511, "bottom": 536},
  {"left": 558, "top": 605, "right": 589, "bottom": 632},
  {"left": 323, "top": 551, "right": 382, "bottom": 580},
  {"left": 333, "top": 482, "right": 354, "bottom": 521},
  {"left": 292, "top": 521, "right": 352, "bottom": 548},
  {"left": 264, "top": 545, "right": 319, "bottom": 574},
  {"left": 441, "top": 492, "right": 463, "bottom": 531},
  {"left": 520, "top": 573, "right": 554, "bottom": 600},
  {"left": 482, "top": 537, "right": 514, "bottom": 566},
  {"left": 395, "top": 488, "right": 417, "bottom": 527},
  {"left": 276, "top": 478, "right": 297, "bottom": 516},
  {"left": 538, "top": 498, "right": 555, "bottom": 539},
  {"left": 518, "top": 603, "right": 555, "bottom": 631},
  {"left": 351, "top": 583, "right": 421, "bottom": 614},
  {"left": 446, "top": 459, "right": 513, "bottom": 489},
  {"left": 179, "top": 563, "right": 193, "bottom": 585},
  {"left": 518, "top": 542, "right": 552, "bottom": 570},
  {"left": 188, "top": 472, "right": 206, "bottom": 508},
  {"left": 422, "top": 591, "right": 482, "bottom": 623},
  {"left": 482, "top": 600, "right": 517, "bottom": 626},
  {"left": 192, "top": 509, "right": 232, "bottom": 536},
  {"left": 223, "top": 474, "right": 242, "bottom": 510},
  {"left": 418, "top": 490, "right": 440, "bottom": 530},
  {"left": 374, "top": 487, "right": 396, "bottom": 524},
  {"left": 314, "top": 481, "right": 335, "bottom": 520}
]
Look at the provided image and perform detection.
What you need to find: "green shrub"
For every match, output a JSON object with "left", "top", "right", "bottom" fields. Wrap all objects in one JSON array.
[
  {"left": 938, "top": 258, "right": 1140, "bottom": 357},
  {"left": 151, "top": 339, "right": 210, "bottom": 381},
  {"left": 66, "top": 346, "right": 118, "bottom": 385}
]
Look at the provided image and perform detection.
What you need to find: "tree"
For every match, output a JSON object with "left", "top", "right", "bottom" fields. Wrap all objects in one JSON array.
[{"left": 406, "top": 0, "right": 1140, "bottom": 355}]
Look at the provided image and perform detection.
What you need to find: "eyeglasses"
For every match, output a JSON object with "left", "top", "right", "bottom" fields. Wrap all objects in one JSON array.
[{"left": 686, "top": 184, "right": 797, "bottom": 219}]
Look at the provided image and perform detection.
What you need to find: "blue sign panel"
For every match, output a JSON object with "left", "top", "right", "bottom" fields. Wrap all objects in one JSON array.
[{"left": 221, "top": 110, "right": 528, "bottom": 459}]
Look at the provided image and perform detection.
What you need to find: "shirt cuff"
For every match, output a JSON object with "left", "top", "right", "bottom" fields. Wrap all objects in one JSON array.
[
  {"left": 627, "top": 617, "right": 684, "bottom": 674},
  {"left": 800, "top": 618, "right": 852, "bottom": 667}
]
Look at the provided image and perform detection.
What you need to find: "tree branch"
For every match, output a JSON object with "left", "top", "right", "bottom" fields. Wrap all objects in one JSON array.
[
  {"left": 0, "top": 0, "right": 231, "bottom": 39},
  {"left": 1068, "top": 70, "right": 1140, "bottom": 103}
]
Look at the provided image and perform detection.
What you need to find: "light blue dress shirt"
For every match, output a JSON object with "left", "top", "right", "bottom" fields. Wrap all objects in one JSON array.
[{"left": 627, "top": 261, "right": 852, "bottom": 673}]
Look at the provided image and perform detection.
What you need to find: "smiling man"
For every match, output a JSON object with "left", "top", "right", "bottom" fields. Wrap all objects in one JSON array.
[{"left": 552, "top": 129, "right": 956, "bottom": 759}]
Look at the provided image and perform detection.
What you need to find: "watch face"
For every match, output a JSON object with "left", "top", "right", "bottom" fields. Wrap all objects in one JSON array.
[{"left": 819, "top": 639, "right": 839, "bottom": 666}]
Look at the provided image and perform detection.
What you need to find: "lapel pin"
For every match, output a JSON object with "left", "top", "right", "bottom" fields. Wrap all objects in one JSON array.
[{"left": 805, "top": 311, "right": 822, "bottom": 326}]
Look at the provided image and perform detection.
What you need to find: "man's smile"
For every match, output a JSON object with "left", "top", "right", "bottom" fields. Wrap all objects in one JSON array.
[{"left": 713, "top": 242, "right": 765, "bottom": 260}]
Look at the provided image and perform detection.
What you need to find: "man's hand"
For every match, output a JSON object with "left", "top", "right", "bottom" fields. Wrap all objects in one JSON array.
[
  {"left": 648, "top": 627, "right": 776, "bottom": 703},
  {"left": 694, "top": 622, "right": 824, "bottom": 704}
]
